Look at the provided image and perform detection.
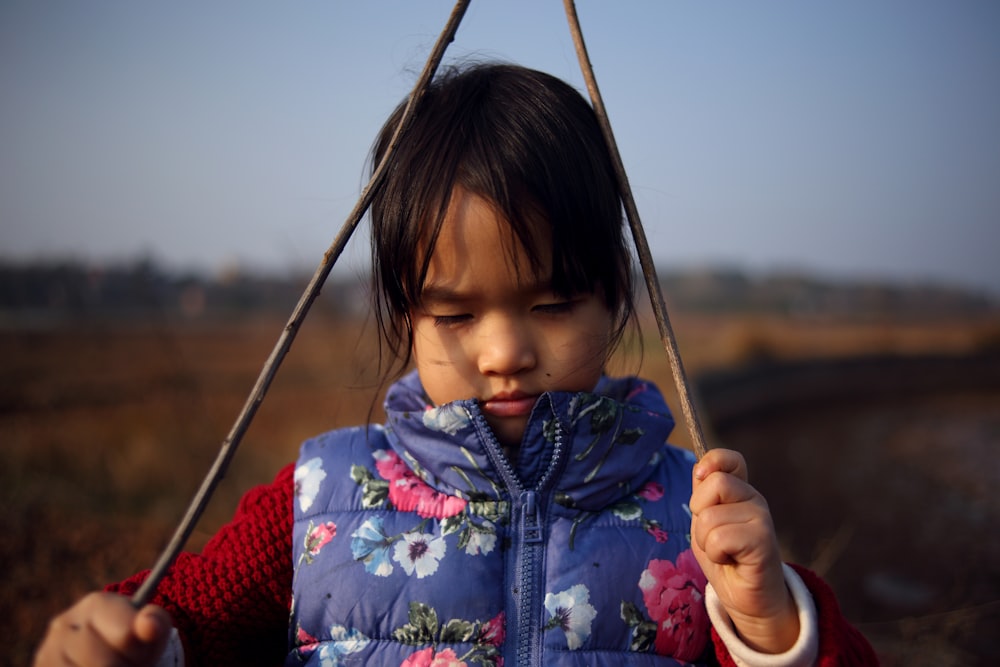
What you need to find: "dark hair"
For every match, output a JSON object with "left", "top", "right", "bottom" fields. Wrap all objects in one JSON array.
[{"left": 370, "top": 62, "right": 635, "bottom": 376}]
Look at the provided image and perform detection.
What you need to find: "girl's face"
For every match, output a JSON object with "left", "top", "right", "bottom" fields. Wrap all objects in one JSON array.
[{"left": 410, "top": 187, "right": 614, "bottom": 450}]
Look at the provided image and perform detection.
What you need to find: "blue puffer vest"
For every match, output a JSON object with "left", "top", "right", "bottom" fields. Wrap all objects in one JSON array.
[{"left": 288, "top": 371, "right": 712, "bottom": 666}]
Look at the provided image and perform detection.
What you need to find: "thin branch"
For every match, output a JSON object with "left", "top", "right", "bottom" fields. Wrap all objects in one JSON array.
[
  {"left": 562, "top": 0, "right": 709, "bottom": 459},
  {"left": 131, "top": 0, "right": 472, "bottom": 608}
]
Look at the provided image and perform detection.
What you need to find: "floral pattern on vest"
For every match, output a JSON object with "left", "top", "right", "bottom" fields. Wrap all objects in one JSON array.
[{"left": 289, "top": 371, "right": 710, "bottom": 666}]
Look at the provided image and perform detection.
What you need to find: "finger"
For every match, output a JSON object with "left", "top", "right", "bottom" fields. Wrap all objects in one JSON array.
[
  {"left": 33, "top": 612, "right": 85, "bottom": 667},
  {"left": 691, "top": 503, "right": 772, "bottom": 566},
  {"left": 51, "top": 613, "right": 125, "bottom": 667},
  {"left": 689, "top": 467, "right": 758, "bottom": 515},
  {"left": 693, "top": 448, "right": 748, "bottom": 485},
  {"left": 694, "top": 498, "right": 766, "bottom": 535},
  {"left": 86, "top": 593, "right": 144, "bottom": 647},
  {"left": 69, "top": 594, "right": 169, "bottom": 666},
  {"left": 40, "top": 593, "right": 118, "bottom": 667},
  {"left": 132, "top": 606, "right": 172, "bottom": 658},
  {"left": 93, "top": 599, "right": 171, "bottom": 665},
  {"left": 133, "top": 605, "right": 171, "bottom": 641}
]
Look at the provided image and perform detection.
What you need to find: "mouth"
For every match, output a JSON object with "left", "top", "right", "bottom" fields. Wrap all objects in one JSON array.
[{"left": 480, "top": 392, "right": 539, "bottom": 418}]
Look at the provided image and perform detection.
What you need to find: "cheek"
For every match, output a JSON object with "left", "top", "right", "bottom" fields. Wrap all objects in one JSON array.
[
  {"left": 411, "top": 323, "right": 466, "bottom": 368},
  {"left": 410, "top": 318, "right": 448, "bottom": 360},
  {"left": 410, "top": 322, "right": 477, "bottom": 404},
  {"left": 576, "top": 309, "right": 615, "bottom": 357},
  {"left": 552, "top": 315, "right": 614, "bottom": 383}
]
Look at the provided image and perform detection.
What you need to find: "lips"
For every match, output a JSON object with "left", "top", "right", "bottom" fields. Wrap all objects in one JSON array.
[{"left": 481, "top": 392, "right": 539, "bottom": 418}]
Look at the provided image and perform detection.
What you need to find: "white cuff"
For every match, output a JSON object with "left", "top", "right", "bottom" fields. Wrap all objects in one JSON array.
[
  {"left": 706, "top": 564, "right": 819, "bottom": 667},
  {"left": 154, "top": 627, "right": 185, "bottom": 667}
]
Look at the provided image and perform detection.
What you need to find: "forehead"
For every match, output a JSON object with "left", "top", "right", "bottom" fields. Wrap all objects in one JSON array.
[{"left": 421, "top": 188, "right": 551, "bottom": 295}]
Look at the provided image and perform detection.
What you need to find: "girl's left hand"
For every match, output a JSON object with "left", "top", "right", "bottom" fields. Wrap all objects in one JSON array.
[{"left": 689, "top": 448, "right": 799, "bottom": 654}]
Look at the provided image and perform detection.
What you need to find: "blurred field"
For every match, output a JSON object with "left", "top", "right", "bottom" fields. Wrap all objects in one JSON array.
[{"left": 3, "top": 310, "right": 999, "bottom": 665}]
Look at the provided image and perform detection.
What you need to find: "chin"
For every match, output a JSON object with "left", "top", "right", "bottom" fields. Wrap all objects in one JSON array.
[{"left": 491, "top": 421, "right": 528, "bottom": 452}]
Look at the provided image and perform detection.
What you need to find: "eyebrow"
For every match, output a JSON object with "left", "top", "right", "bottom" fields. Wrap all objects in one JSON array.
[
  {"left": 418, "top": 285, "right": 474, "bottom": 305},
  {"left": 419, "top": 277, "right": 555, "bottom": 305}
]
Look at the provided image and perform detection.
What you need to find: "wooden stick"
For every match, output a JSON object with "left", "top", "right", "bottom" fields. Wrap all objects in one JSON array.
[
  {"left": 563, "top": 0, "right": 709, "bottom": 459},
  {"left": 130, "top": 0, "right": 472, "bottom": 608}
]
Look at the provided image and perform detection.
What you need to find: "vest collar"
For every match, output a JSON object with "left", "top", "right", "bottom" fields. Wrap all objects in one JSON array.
[{"left": 382, "top": 371, "right": 676, "bottom": 511}]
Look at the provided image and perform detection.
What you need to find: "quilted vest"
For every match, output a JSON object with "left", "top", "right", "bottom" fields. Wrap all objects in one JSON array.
[{"left": 287, "top": 371, "right": 712, "bottom": 666}]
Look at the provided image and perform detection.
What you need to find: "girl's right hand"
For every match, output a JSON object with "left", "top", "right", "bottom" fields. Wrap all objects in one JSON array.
[{"left": 34, "top": 592, "right": 173, "bottom": 667}]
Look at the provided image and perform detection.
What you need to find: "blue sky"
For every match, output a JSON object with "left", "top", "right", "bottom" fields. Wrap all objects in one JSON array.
[{"left": 2, "top": 1, "right": 999, "bottom": 294}]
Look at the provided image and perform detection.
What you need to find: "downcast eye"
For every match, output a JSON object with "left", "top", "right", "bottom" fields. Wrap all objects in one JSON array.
[
  {"left": 533, "top": 301, "right": 575, "bottom": 315},
  {"left": 433, "top": 313, "right": 472, "bottom": 327}
]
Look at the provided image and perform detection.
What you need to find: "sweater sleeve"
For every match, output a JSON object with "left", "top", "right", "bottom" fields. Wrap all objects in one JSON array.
[
  {"left": 709, "top": 563, "right": 879, "bottom": 666},
  {"left": 107, "top": 463, "right": 296, "bottom": 667}
]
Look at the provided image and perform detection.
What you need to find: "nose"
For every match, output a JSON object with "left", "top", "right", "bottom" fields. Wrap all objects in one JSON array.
[{"left": 477, "top": 315, "right": 537, "bottom": 376}]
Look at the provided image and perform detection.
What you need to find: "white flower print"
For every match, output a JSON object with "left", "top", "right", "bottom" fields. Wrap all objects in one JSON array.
[
  {"left": 295, "top": 457, "right": 327, "bottom": 512},
  {"left": 463, "top": 520, "right": 497, "bottom": 556},
  {"left": 392, "top": 531, "right": 446, "bottom": 578},
  {"left": 317, "top": 624, "right": 369, "bottom": 666},
  {"left": 544, "top": 584, "right": 598, "bottom": 650},
  {"left": 422, "top": 403, "right": 470, "bottom": 435}
]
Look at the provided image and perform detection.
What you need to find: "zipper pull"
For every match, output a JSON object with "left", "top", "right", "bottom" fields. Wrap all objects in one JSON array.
[{"left": 521, "top": 490, "right": 543, "bottom": 544}]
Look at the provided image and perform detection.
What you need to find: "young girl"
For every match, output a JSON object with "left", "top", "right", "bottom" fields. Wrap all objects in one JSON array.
[{"left": 34, "top": 63, "right": 876, "bottom": 667}]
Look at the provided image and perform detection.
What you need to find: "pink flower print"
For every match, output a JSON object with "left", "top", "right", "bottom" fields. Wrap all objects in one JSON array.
[
  {"left": 294, "top": 626, "right": 319, "bottom": 654},
  {"left": 297, "top": 626, "right": 318, "bottom": 645},
  {"left": 374, "top": 449, "right": 467, "bottom": 519},
  {"left": 625, "top": 381, "right": 649, "bottom": 401},
  {"left": 300, "top": 520, "right": 338, "bottom": 565},
  {"left": 645, "top": 525, "right": 669, "bottom": 543},
  {"left": 374, "top": 448, "right": 411, "bottom": 481},
  {"left": 405, "top": 482, "right": 468, "bottom": 520},
  {"left": 478, "top": 611, "right": 505, "bottom": 647},
  {"left": 637, "top": 481, "right": 664, "bottom": 501},
  {"left": 400, "top": 647, "right": 467, "bottom": 667},
  {"left": 306, "top": 521, "right": 337, "bottom": 556},
  {"left": 638, "top": 550, "right": 709, "bottom": 660}
]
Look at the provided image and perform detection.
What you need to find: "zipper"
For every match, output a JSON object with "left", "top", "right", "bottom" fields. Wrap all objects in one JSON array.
[
  {"left": 467, "top": 399, "right": 565, "bottom": 667},
  {"left": 521, "top": 490, "right": 543, "bottom": 544},
  {"left": 514, "top": 489, "right": 544, "bottom": 666}
]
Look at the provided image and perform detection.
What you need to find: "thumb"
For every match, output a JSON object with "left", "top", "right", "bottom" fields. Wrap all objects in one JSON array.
[{"left": 130, "top": 605, "right": 173, "bottom": 662}]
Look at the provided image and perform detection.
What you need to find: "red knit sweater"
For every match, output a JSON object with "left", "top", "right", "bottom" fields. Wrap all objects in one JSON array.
[
  {"left": 109, "top": 465, "right": 296, "bottom": 666},
  {"left": 109, "top": 464, "right": 877, "bottom": 667}
]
